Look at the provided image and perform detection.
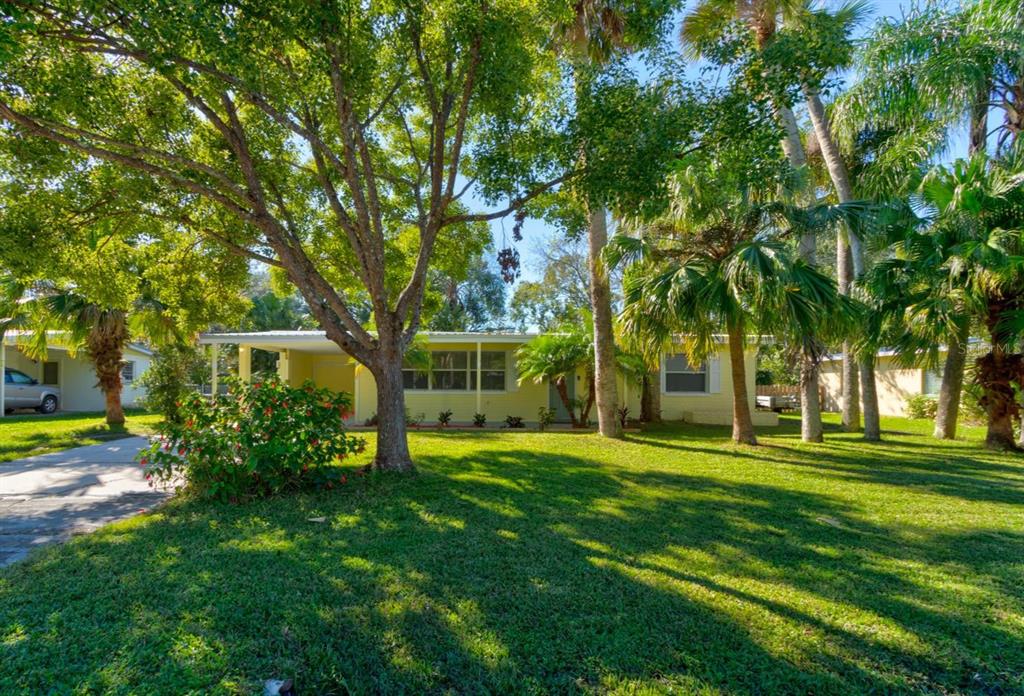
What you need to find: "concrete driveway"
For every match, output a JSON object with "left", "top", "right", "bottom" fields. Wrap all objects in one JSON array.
[{"left": 0, "top": 437, "right": 168, "bottom": 567}]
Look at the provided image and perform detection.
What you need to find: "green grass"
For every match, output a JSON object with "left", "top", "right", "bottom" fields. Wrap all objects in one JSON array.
[
  {"left": 0, "top": 410, "right": 161, "bottom": 462},
  {"left": 2, "top": 414, "right": 1022, "bottom": 694}
]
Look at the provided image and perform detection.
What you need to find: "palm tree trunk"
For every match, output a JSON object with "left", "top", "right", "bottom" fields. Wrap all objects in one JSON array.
[
  {"left": 640, "top": 372, "right": 661, "bottom": 423},
  {"left": 555, "top": 376, "right": 579, "bottom": 428},
  {"left": 776, "top": 104, "right": 824, "bottom": 443},
  {"left": 804, "top": 85, "right": 880, "bottom": 438},
  {"left": 587, "top": 206, "right": 621, "bottom": 437},
  {"left": 934, "top": 323, "right": 969, "bottom": 439},
  {"left": 727, "top": 320, "right": 757, "bottom": 445},
  {"left": 87, "top": 322, "right": 128, "bottom": 426}
]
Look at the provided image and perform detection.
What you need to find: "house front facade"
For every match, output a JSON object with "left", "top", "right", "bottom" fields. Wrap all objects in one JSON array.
[
  {"left": 199, "top": 331, "right": 778, "bottom": 427},
  {"left": 1, "top": 336, "right": 152, "bottom": 412},
  {"left": 819, "top": 350, "right": 944, "bottom": 417}
]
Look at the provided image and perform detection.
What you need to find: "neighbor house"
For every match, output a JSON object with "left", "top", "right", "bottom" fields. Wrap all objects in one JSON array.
[
  {"left": 1, "top": 333, "right": 152, "bottom": 412},
  {"left": 199, "top": 331, "right": 778, "bottom": 427},
  {"left": 819, "top": 349, "right": 944, "bottom": 417}
]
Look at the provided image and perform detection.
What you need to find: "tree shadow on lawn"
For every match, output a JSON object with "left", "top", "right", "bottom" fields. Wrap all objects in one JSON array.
[{"left": 1, "top": 444, "right": 1022, "bottom": 694}]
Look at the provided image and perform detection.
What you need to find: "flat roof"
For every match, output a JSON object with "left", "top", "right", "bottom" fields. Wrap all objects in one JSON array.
[{"left": 198, "top": 330, "right": 541, "bottom": 351}]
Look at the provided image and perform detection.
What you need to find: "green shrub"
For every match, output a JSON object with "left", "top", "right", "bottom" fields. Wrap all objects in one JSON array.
[
  {"left": 437, "top": 409, "right": 453, "bottom": 427},
  {"left": 537, "top": 407, "right": 555, "bottom": 432},
  {"left": 905, "top": 394, "right": 938, "bottom": 420},
  {"left": 138, "top": 344, "right": 207, "bottom": 423},
  {"left": 503, "top": 415, "right": 525, "bottom": 429},
  {"left": 138, "top": 375, "right": 365, "bottom": 501},
  {"left": 473, "top": 412, "right": 487, "bottom": 427}
]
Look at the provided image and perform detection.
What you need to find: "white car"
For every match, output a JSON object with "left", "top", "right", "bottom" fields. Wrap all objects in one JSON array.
[{"left": 4, "top": 368, "right": 61, "bottom": 414}]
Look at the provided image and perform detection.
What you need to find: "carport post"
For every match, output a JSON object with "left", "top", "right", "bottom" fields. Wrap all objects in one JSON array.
[
  {"left": 210, "top": 343, "right": 219, "bottom": 398},
  {"left": 0, "top": 336, "right": 5, "bottom": 418},
  {"left": 476, "top": 341, "right": 482, "bottom": 415}
]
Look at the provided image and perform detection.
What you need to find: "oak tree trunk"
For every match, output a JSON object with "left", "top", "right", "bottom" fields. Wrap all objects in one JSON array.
[
  {"left": 727, "top": 321, "right": 757, "bottom": 445},
  {"left": 588, "top": 206, "right": 621, "bottom": 438},
  {"left": 368, "top": 350, "right": 414, "bottom": 472},
  {"left": 934, "top": 324, "right": 968, "bottom": 440}
]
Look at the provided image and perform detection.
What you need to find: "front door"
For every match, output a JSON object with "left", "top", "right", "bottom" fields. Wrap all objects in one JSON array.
[{"left": 548, "top": 375, "right": 575, "bottom": 423}]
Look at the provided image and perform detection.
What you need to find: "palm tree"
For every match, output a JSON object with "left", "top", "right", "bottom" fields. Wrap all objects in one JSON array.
[
  {"left": 837, "top": 0, "right": 1024, "bottom": 438},
  {"left": 23, "top": 284, "right": 179, "bottom": 425},
  {"left": 551, "top": 1, "right": 633, "bottom": 438},
  {"left": 681, "top": 0, "right": 839, "bottom": 443},
  {"left": 863, "top": 147, "right": 1024, "bottom": 449},
  {"left": 516, "top": 331, "right": 595, "bottom": 428},
  {"left": 608, "top": 165, "right": 855, "bottom": 445}
]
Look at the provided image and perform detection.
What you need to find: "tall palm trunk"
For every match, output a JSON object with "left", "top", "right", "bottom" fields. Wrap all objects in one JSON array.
[
  {"left": 804, "top": 85, "right": 880, "bottom": 439},
  {"left": 86, "top": 319, "right": 129, "bottom": 426},
  {"left": 777, "top": 104, "right": 824, "bottom": 442},
  {"left": 932, "top": 86, "right": 989, "bottom": 440},
  {"left": 640, "top": 372, "right": 661, "bottom": 423},
  {"left": 588, "top": 206, "right": 621, "bottom": 437},
  {"left": 934, "top": 323, "right": 969, "bottom": 439},
  {"left": 727, "top": 320, "right": 757, "bottom": 445}
]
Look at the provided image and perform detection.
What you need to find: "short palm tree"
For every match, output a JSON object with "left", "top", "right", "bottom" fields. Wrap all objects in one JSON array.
[
  {"left": 608, "top": 165, "right": 855, "bottom": 445},
  {"left": 23, "top": 284, "right": 179, "bottom": 425},
  {"left": 862, "top": 146, "right": 1024, "bottom": 449},
  {"left": 516, "top": 331, "right": 595, "bottom": 428}
]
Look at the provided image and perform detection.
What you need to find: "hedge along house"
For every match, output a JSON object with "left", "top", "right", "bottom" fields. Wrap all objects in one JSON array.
[
  {"left": 819, "top": 348, "right": 946, "bottom": 417},
  {"left": 199, "top": 331, "right": 778, "bottom": 427},
  {"left": 1, "top": 333, "right": 152, "bottom": 412}
]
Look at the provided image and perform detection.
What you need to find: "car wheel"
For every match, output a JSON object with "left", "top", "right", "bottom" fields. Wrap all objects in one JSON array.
[{"left": 39, "top": 395, "right": 58, "bottom": 414}]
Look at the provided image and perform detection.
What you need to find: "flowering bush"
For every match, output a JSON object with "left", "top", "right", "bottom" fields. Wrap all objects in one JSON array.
[{"left": 137, "top": 375, "right": 366, "bottom": 501}]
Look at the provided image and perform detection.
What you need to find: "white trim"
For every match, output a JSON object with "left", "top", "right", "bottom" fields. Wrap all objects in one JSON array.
[{"left": 476, "top": 341, "right": 482, "bottom": 414}]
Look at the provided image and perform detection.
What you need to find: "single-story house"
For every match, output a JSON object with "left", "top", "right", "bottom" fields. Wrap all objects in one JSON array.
[
  {"left": 819, "top": 349, "right": 944, "bottom": 417},
  {"left": 1, "top": 334, "right": 152, "bottom": 412},
  {"left": 199, "top": 331, "right": 778, "bottom": 427}
]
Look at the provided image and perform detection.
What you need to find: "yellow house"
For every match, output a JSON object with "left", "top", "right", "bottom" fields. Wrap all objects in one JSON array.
[
  {"left": 819, "top": 349, "right": 944, "bottom": 417},
  {"left": 198, "top": 331, "right": 778, "bottom": 427}
]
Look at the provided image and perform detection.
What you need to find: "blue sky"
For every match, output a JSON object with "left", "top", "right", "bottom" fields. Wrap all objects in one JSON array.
[{"left": 479, "top": 0, "right": 966, "bottom": 291}]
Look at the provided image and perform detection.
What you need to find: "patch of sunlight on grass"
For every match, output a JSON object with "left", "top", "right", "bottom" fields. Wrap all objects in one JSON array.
[
  {"left": 408, "top": 502, "right": 465, "bottom": 530},
  {"left": 2, "top": 624, "right": 27, "bottom": 647},
  {"left": 453, "top": 493, "right": 524, "bottom": 518},
  {"left": 221, "top": 530, "right": 296, "bottom": 553},
  {"left": 495, "top": 529, "right": 517, "bottom": 540}
]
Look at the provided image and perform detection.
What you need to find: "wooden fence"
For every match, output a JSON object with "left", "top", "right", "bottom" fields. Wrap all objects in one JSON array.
[{"left": 755, "top": 384, "right": 826, "bottom": 403}]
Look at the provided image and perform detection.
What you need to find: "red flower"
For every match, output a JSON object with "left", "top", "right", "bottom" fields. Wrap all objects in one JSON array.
[
  {"left": 140, "top": 457, "right": 148, "bottom": 466},
  {"left": 340, "top": 474, "right": 347, "bottom": 484},
  {"left": 311, "top": 439, "right": 319, "bottom": 447},
  {"left": 178, "top": 447, "right": 186, "bottom": 456}
]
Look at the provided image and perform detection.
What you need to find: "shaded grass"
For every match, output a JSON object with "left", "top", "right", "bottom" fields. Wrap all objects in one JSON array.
[
  {"left": 0, "top": 410, "right": 160, "bottom": 462},
  {"left": 1, "top": 413, "right": 1022, "bottom": 694}
]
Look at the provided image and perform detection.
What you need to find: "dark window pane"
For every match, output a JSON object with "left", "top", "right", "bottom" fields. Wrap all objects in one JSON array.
[
  {"left": 666, "top": 372, "right": 706, "bottom": 393},
  {"left": 481, "top": 351, "right": 505, "bottom": 369},
  {"left": 432, "top": 351, "right": 467, "bottom": 370},
  {"left": 403, "top": 370, "right": 428, "bottom": 390},
  {"left": 481, "top": 371, "right": 505, "bottom": 390},
  {"left": 433, "top": 370, "right": 467, "bottom": 390},
  {"left": 43, "top": 362, "right": 59, "bottom": 385},
  {"left": 665, "top": 353, "right": 703, "bottom": 372}
]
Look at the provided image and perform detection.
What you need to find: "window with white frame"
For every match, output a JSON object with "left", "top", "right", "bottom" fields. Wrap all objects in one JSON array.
[
  {"left": 664, "top": 354, "right": 707, "bottom": 393},
  {"left": 923, "top": 368, "right": 943, "bottom": 395},
  {"left": 402, "top": 357, "right": 429, "bottom": 390},
  {"left": 403, "top": 350, "right": 507, "bottom": 391},
  {"left": 121, "top": 361, "right": 135, "bottom": 383}
]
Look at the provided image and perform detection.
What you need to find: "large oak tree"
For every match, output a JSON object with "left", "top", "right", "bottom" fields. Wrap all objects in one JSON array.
[{"left": 0, "top": 0, "right": 676, "bottom": 470}]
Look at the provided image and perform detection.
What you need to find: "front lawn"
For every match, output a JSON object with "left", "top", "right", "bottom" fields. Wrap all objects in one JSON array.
[
  {"left": 0, "top": 410, "right": 161, "bottom": 462},
  {"left": 1, "top": 415, "right": 1022, "bottom": 693}
]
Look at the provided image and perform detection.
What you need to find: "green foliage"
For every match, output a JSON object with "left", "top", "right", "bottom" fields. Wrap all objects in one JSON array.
[
  {"left": 437, "top": 409, "right": 453, "bottom": 428},
  {"left": 905, "top": 394, "right": 938, "bottom": 420},
  {"left": 2, "top": 416, "right": 1021, "bottom": 693},
  {"left": 537, "top": 406, "right": 556, "bottom": 432},
  {"left": 138, "top": 344, "right": 208, "bottom": 423},
  {"left": 473, "top": 412, "right": 487, "bottom": 427},
  {"left": 757, "top": 344, "right": 800, "bottom": 386},
  {"left": 502, "top": 415, "right": 526, "bottom": 429},
  {"left": 425, "top": 253, "right": 508, "bottom": 331},
  {"left": 138, "top": 376, "right": 364, "bottom": 501}
]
